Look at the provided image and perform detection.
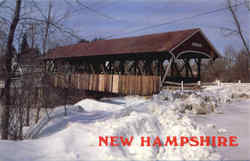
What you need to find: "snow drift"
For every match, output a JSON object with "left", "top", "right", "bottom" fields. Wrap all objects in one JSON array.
[{"left": 0, "top": 84, "right": 249, "bottom": 161}]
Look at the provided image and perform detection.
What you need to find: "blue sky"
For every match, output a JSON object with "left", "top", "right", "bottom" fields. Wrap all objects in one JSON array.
[
  {"left": 63, "top": 0, "right": 249, "bottom": 54},
  {"left": 2, "top": 0, "right": 250, "bottom": 54}
]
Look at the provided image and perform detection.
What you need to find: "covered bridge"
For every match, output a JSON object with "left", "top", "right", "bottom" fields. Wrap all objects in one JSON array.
[{"left": 43, "top": 28, "right": 220, "bottom": 95}]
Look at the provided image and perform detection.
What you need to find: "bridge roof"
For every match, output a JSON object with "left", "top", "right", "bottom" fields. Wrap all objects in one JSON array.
[{"left": 43, "top": 28, "right": 220, "bottom": 60}]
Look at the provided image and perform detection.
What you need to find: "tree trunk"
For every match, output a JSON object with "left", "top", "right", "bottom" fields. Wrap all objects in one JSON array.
[
  {"left": 26, "top": 106, "right": 30, "bottom": 126},
  {"left": 35, "top": 107, "right": 40, "bottom": 124},
  {"left": 1, "top": 0, "right": 22, "bottom": 140}
]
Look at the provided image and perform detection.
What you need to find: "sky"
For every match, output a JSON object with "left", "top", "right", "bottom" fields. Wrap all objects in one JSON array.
[{"left": 1, "top": 0, "right": 250, "bottom": 55}]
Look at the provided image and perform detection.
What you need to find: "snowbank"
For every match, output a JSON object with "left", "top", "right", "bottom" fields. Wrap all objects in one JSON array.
[
  {"left": 154, "top": 84, "right": 250, "bottom": 115},
  {"left": 22, "top": 98, "right": 222, "bottom": 160},
  {"left": 1, "top": 84, "right": 249, "bottom": 161}
]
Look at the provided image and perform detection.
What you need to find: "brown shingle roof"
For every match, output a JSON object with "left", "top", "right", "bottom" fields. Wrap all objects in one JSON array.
[{"left": 44, "top": 28, "right": 218, "bottom": 60}]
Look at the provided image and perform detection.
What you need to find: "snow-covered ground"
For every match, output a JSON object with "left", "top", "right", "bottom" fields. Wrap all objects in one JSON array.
[
  {"left": 190, "top": 100, "right": 250, "bottom": 160},
  {"left": 0, "top": 84, "right": 249, "bottom": 161}
]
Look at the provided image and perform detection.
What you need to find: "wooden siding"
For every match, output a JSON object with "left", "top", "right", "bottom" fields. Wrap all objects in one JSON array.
[{"left": 52, "top": 74, "right": 160, "bottom": 96}]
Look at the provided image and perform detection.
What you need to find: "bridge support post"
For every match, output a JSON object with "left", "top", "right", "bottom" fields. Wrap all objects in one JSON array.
[{"left": 160, "top": 57, "right": 174, "bottom": 87}]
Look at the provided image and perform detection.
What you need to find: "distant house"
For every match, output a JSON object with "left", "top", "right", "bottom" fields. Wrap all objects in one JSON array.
[
  {"left": 18, "top": 48, "right": 41, "bottom": 74},
  {"left": 17, "top": 34, "right": 42, "bottom": 75}
]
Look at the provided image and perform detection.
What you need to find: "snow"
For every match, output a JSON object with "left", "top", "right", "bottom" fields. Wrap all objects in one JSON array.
[
  {"left": 190, "top": 100, "right": 250, "bottom": 160},
  {"left": 0, "top": 84, "right": 249, "bottom": 160}
]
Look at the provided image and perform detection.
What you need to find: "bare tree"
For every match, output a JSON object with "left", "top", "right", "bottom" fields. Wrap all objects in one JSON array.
[
  {"left": 227, "top": 0, "right": 249, "bottom": 55},
  {"left": 0, "top": 0, "right": 80, "bottom": 140}
]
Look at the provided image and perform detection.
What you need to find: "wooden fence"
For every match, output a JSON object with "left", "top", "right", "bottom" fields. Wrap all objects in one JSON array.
[{"left": 52, "top": 74, "right": 160, "bottom": 96}]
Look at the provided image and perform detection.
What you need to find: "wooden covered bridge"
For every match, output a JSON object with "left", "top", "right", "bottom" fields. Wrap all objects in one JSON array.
[{"left": 43, "top": 28, "right": 220, "bottom": 96}]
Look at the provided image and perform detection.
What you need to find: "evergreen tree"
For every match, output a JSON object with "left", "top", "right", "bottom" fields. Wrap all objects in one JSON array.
[{"left": 20, "top": 33, "right": 29, "bottom": 54}]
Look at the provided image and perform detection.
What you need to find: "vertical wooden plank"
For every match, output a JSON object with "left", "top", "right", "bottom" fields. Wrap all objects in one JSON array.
[
  {"left": 110, "top": 74, "right": 113, "bottom": 93},
  {"left": 87, "top": 74, "right": 90, "bottom": 90},
  {"left": 155, "top": 76, "right": 158, "bottom": 93},
  {"left": 119, "top": 75, "right": 122, "bottom": 94},
  {"left": 92, "top": 74, "right": 95, "bottom": 91},
  {"left": 76, "top": 74, "right": 78, "bottom": 89},
  {"left": 106, "top": 74, "right": 109, "bottom": 92},
  {"left": 103, "top": 74, "right": 107, "bottom": 92},
  {"left": 82, "top": 74, "right": 88, "bottom": 90},
  {"left": 151, "top": 76, "right": 154, "bottom": 95},
  {"left": 94, "top": 74, "right": 99, "bottom": 91},
  {"left": 95, "top": 74, "right": 98, "bottom": 91},
  {"left": 150, "top": 76, "right": 153, "bottom": 95},
  {"left": 123, "top": 75, "right": 126, "bottom": 95},
  {"left": 150, "top": 76, "right": 154, "bottom": 95},
  {"left": 142, "top": 75, "right": 148, "bottom": 96},
  {"left": 78, "top": 74, "right": 81, "bottom": 89},
  {"left": 89, "top": 74, "right": 92, "bottom": 91},
  {"left": 156, "top": 76, "right": 160, "bottom": 93},
  {"left": 80, "top": 74, "right": 86, "bottom": 90},
  {"left": 148, "top": 76, "right": 152, "bottom": 95},
  {"left": 147, "top": 76, "right": 150, "bottom": 95},
  {"left": 144, "top": 76, "right": 148, "bottom": 96},
  {"left": 118, "top": 75, "right": 121, "bottom": 94},
  {"left": 123, "top": 75, "right": 127, "bottom": 95},
  {"left": 112, "top": 74, "right": 119, "bottom": 93},
  {"left": 149, "top": 76, "right": 152, "bottom": 95},
  {"left": 99, "top": 74, "right": 105, "bottom": 92},
  {"left": 140, "top": 75, "right": 144, "bottom": 95},
  {"left": 126, "top": 75, "right": 129, "bottom": 95},
  {"left": 120, "top": 75, "right": 124, "bottom": 94},
  {"left": 84, "top": 74, "right": 88, "bottom": 90},
  {"left": 80, "top": 74, "right": 82, "bottom": 90},
  {"left": 134, "top": 75, "right": 137, "bottom": 95},
  {"left": 130, "top": 75, "right": 134, "bottom": 95},
  {"left": 153, "top": 76, "right": 156, "bottom": 94},
  {"left": 98, "top": 74, "right": 101, "bottom": 92},
  {"left": 109, "top": 74, "right": 112, "bottom": 93},
  {"left": 136, "top": 75, "right": 141, "bottom": 95},
  {"left": 132, "top": 75, "right": 136, "bottom": 95},
  {"left": 85, "top": 74, "right": 88, "bottom": 90},
  {"left": 135, "top": 75, "right": 138, "bottom": 95},
  {"left": 124, "top": 75, "right": 127, "bottom": 95},
  {"left": 109, "top": 74, "right": 113, "bottom": 93},
  {"left": 141, "top": 75, "right": 144, "bottom": 95},
  {"left": 52, "top": 73, "right": 160, "bottom": 96},
  {"left": 80, "top": 74, "right": 83, "bottom": 90},
  {"left": 103, "top": 74, "right": 106, "bottom": 92},
  {"left": 96, "top": 74, "right": 99, "bottom": 91}
]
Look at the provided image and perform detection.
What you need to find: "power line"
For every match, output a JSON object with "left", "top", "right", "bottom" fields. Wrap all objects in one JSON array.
[
  {"left": 101, "top": 1, "right": 245, "bottom": 39},
  {"left": 75, "top": 0, "right": 118, "bottom": 21}
]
